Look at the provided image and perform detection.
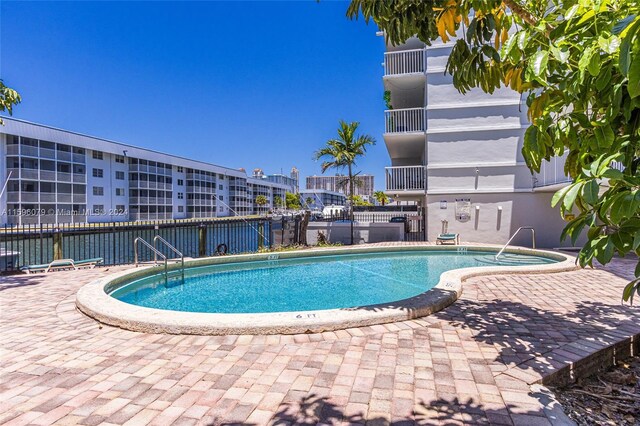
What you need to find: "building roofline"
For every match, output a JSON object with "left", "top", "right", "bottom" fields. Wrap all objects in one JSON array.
[{"left": 0, "top": 116, "right": 288, "bottom": 181}]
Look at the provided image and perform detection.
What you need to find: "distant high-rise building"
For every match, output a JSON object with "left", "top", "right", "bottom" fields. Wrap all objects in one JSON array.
[
  {"left": 306, "top": 174, "right": 374, "bottom": 199},
  {"left": 290, "top": 167, "right": 300, "bottom": 192}
]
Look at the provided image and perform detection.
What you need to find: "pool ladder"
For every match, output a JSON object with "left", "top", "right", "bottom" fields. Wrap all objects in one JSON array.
[
  {"left": 133, "top": 236, "right": 185, "bottom": 285},
  {"left": 495, "top": 226, "right": 536, "bottom": 261}
]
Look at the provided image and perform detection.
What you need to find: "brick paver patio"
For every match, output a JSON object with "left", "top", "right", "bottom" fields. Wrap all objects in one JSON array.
[{"left": 0, "top": 245, "right": 638, "bottom": 425}]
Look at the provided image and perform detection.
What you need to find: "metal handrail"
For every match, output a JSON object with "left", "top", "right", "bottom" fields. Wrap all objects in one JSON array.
[
  {"left": 154, "top": 235, "right": 184, "bottom": 281},
  {"left": 134, "top": 237, "right": 168, "bottom": 284},
  {"left": 495, "top": 226, "right": 536, "bottom": 261}
]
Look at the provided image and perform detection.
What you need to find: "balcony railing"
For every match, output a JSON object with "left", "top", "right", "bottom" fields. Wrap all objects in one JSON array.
[
  {"left": 533, "top": 154, "right": 572, "bottom": 188},
  {"left": 385, "top": 108, "right": 426, "bottom": 134},
  {"left": 384, "top": 49, "right": 425, "bottom": 76},
  {"left": 385, "top": 166, "right": 427, "bottom": 192}
]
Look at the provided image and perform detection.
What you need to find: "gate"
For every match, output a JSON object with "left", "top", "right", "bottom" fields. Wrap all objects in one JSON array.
[{"left": 404, "top": 208, "right": 426, "bottom": 242}]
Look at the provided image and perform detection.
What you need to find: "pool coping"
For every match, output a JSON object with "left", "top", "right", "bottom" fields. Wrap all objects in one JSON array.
[{"left": 75, "top": 245, "right": 578, "bottom": 335}]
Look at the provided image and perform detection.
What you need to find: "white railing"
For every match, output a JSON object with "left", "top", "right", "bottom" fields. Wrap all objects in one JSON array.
[
  {"left": 385, "top": 108, "right": 426, "bottom": 134},
  {"left": 611, "top": 161, "right": 625, "bottom": 171},
  {"left": 385, "top": 166, "right": 427, "bottom": 192},
  {"left": 384, "top": 49, "right": 425, "bottom": 76},
  {"left": 533, "top": 153, "right": 572, "bottom": 188}
]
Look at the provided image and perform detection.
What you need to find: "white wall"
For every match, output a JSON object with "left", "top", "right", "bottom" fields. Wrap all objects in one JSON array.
[
  {"left": 426, "top": 192, "right": 585, "bottom": 248},
  {"left": 306, "top": 222, "right": 405, "bottom": 245}
]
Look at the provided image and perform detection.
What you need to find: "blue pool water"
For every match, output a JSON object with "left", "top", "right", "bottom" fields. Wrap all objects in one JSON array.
[{"left": 110, "top": 250, "right": 556, "bottom": 313}]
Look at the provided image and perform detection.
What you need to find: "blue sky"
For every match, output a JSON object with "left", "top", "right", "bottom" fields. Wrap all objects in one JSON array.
[{"left": 0, "top": 1, "right": 388, "bottom": 187}]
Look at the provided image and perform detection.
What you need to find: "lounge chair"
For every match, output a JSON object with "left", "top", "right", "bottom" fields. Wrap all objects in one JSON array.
[
  {"left": 436, "top": 220, "right": 459, "bottom": 245},
  {"left": 20, "top": 257, "right": 103, "bottom": 274},
  {"left": 436, "top": 233, "right": 460, "bottom": 245}
]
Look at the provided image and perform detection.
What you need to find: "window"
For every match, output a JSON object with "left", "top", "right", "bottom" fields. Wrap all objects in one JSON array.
[
  {"left": 92, "top": 186, "right": 104, "bottom": 196},
  {"left": 115, "top": 155, "right": 125, "bottom": 163},
  {"left": 92, "top": 168, "right": 103, "bottom": 178},
  {"left": 115, "top": 171, "right": 125, "bottom": 180},
  {"left": 178, "top": 206, "right": 184, "bottom": 213},
  {"left": 92, "top": 205, "right": 105, "bottom": 214},
  {"left": 176, "top": 166, "right": 184, "bottom": 173},
  {"left": 177, "top": 179, "right": 184, "bottom": 186},
  {"left": 115, "top": 188, "right": 125, "bottom": 196},
  {"left": 219, "top": 206, "right": 224, "bottom": 212},
  {"left": 92, "top": 151, "right": 103, "bottom": 160},
  {"left": 219, "top": 195, "right": 223, "bottom": 201},
  {"left": 219, "top": 184, "right": 223, "bottom": 190},
  {"left": 177, "top": 192, "right": 184, "bottom": 200},
  {"left": 115, "top": 205, "right": 126, "bottom": 213}
]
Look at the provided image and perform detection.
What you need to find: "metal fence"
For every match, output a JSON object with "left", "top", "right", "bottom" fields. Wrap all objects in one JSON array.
[{"left": 0, "top": 217, "right": 276, "bottom": 273}]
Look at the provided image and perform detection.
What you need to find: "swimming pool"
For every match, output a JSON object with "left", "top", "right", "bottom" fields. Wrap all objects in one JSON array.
[
  {"left": 110, "top": 251, "right": 556, "bottom": 314},
  {"left": 76, "top": 246, "right": 576, "bottom": 335}
]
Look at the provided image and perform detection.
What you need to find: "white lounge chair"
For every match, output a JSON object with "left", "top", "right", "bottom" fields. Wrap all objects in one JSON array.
[{"left": 21, "top": 257, "right": 103, "bottom": 274}]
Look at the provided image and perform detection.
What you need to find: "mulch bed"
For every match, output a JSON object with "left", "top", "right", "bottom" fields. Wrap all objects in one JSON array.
[{"left": 552, "top": 356, "right": 639, "bottom": 425}]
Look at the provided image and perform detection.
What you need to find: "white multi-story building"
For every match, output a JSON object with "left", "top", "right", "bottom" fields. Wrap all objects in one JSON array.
[
  {"left": 0, "top": 118, "right": 294, "bottom": 224},
  {"left": 299, "top": 189, "right": 346, "bottom": 211},
  {"left": 381, "top": 35, "right": 573, "bottom": 247},
  {"left": 306, "top": 174, "right": 374, "bottom": 200}
]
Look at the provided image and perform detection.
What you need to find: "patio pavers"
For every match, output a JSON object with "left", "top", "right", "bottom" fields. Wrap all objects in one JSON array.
[{"left": 0, "top": 244, "right": 638, "bottom": 425}]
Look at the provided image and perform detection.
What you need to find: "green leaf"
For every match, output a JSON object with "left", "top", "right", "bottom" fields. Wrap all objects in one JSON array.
[
  {"left": 588, "top": 52, "right": 601, "bottom": 76},
  {"left": 551, "top": 45, "right": 570, "bottom": 63},
  {"left": 565, "top": 4, "right": 580, "bottom": 20},
  {"left": 628, "top": 56, "right": 640, "bottom": 98},
  {"left": 603, "top": 168, "right": 624, "bottom": 180},
  {"left": 552, "top": 183, "right": 573, "bottom": 208},
  {"left": 578, "top": 47, "right": 594, "bottom": 74},
  {"left": 531, "top": 51, "right": 549, "bottom": 79},
  {"left": 620, "top": 37, "right": 631, "bottom": 76},
  {"left": 582, "top": 180, "right": 599, "bottom": 204},
  {"left": 598, "top": 35, "right": 620, "bottom": 54},
  {"left": 500, "top": 32, "right": 518, "bottom": 59},
  {"left": 517, "top": 31, "right": 528, "bottom": 50},
  {"left": 563, "top": 182, "right": 583, "bottom": 212}
]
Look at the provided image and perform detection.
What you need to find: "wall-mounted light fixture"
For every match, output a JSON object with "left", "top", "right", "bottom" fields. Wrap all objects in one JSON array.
[{"left": 440, "top": 200, "right": 447, "bottom": 209}]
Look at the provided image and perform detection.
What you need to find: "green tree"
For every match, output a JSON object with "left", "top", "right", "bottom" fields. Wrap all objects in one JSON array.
[
  {"left": 373, "top": 190, "right": 390, "bottom": 206},
  {"left": 255, "top": 195, "right": 268, "bottom": 208},
  {"left": 348, "top": 0, "right": 640, "bottom": 301},
  {"left": 305, "top": 197, "right": 314, "bottom": 208},
  {"left": 0, "top": 80, "right": 21, "bottom": 125},
  {"left": 273, "top": 196, "right": 283, "bottom": 209},
  {"left": 315, "top": 120, "right": 376, "bottom": 244},
  {"left": 285, "top": 192, "right": 301, "bottom": 209},
  {"left": 349, "top": 195, "right": 373, "bottom": 206}
]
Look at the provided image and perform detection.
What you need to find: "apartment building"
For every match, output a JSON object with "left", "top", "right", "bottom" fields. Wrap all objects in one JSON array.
[
  {"left": 380, "top": 34, "right": 574, "bottom": 247},
  {"left": 299, "top": 189, "right": 346, "bottom": 211},
  {"left": 0, "top": 118, "right": 294, "bottom": 224},
  {"left": 305, "top": 174, "right": 374, "bottom": 200},
  {"left": 252, "top": 168, "right": 299, "bottom": 194}
]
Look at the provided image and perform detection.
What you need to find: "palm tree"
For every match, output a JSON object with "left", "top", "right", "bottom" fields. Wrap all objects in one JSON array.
[
  {"left": 314, "top": 120, "right": 375, "bottom": 245},
  {"left": 373, "top": 190, "right": 390, "bottom": 206}
]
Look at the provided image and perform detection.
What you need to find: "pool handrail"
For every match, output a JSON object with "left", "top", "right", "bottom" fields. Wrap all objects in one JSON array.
[
  {"left": 495, "top": 226, "right": 536, "bottom": 261},
  {"left": 134, "top": 237, "right": 168, "bottom": 284},
  {"left": 153, "top": 235, "right": 184, "bottom": 281}
]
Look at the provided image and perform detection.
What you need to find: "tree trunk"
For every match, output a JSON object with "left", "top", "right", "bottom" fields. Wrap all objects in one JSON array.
[
  {"left": 299, "top": 211, "right": 310, "bottom": 246},
  {"left": 348, "top": 164, "right": 354, "bottom": 245}
]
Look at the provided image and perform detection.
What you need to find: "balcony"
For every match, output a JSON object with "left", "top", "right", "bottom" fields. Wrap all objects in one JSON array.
[
  {"left": 385, "top": 166, "right": 427, "bottom": 193},
  {"left": 385, "top": 108, "right": 426, "bottom": 134},
  {"left": 384, "top": 49, "right": 425, "bottom": 76},
  {"left": 533, "top": 154, "right": 572, "bottom": 189}
]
